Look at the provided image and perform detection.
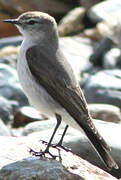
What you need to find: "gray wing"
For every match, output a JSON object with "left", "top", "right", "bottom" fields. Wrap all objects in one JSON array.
[
  {"left": 26, "top": 46, "right": 107, "bottom": 146},
  {"left": 26, "top": 45, "right": 109, "bottom": 149},
  {"left": 26, "top": 46, "right": 119, "bottom": 170},
  {"left": 26, "top": 45, "right": 90, "bottom": 124}
]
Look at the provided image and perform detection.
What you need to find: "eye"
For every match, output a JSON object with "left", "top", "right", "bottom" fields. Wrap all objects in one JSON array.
[{"left": 28, "top": 20, "right": 36, "bottom": 25}]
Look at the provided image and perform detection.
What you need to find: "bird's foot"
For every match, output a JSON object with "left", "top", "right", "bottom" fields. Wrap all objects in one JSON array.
[
  {"left": 41, "top": 140, "right": 72, "bottom": 152},
  {"left": 29, "top": 147, "right": 58, "bottom": 159}
]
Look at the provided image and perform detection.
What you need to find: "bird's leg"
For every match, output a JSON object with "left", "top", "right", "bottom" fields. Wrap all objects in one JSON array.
[
  {"left": 57, "top": 125, "right": 68, "bottom": 146},
  {"left": 56, "top": 125, "right": 71, "bottom": 152},
  {"left": 29, "top": 113, "right": 61, "bottom": 159},
  {"left": 42, "top": 124, "right": 72, "bottom": 152}
]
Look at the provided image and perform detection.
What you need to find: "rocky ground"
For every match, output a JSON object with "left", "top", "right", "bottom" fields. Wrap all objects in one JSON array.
[{"left": 0, "top": 0, "right": 121, "bottom": 179}]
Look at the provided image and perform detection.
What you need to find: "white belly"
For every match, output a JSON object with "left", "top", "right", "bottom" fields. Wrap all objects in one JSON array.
[
  {"left": 18, "top": 41, "right": 60, "bottom": 116},
  {"left": 17, "top": 39, "right": 82, "bottom": 132}
]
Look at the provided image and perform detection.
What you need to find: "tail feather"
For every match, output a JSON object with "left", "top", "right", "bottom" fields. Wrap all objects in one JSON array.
[{"left": 83, "top": 126, "right": 118, "bottom": 170}]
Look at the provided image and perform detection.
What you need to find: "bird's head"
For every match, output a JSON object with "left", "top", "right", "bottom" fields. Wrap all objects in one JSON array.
[{"left": 3, "top": 11, "right": 58, "bottom": 41}]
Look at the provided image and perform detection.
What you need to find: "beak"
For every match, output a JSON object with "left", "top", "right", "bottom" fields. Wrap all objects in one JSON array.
[{"left": 3, "top": 19, "right": 20, "bottom": 25}]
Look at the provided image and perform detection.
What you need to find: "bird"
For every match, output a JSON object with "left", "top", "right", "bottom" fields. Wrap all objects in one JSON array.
[{"left": 3, "top": 11, "right": 118, "bottom": 170}]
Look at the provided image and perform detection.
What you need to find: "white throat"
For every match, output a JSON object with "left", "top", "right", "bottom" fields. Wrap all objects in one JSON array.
[{"left": 17, "top": 25, "right": 45, "bottom": 42}]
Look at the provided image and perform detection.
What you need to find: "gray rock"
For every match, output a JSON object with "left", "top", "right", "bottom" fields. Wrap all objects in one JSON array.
[
  {"left": 88, "top": 0, "right": 121, "bottom": 23},
  {"left": 23, "top": 118, "right": 65, "bottom": 136},
  {"left": 0, "top": 158, "right": 81, "bottom": 180},
  {"left": 81, "top": 0, "right": 99, "bottom": 10},
  {"left": 23, "top": 118, "right": 121, "bottom": 176},
  {"left": 27, "top": 120, "right": 121, "bottom": 178},
  {"left": 0, "top": 36, "right": 22, "bottom": 49},
  {"left": 0, "top": 96, "right": 18, "bottom": 123},
  {"left": 89, "top": 37, "right": 114, "bottom": 67},
  {"left": 0, "top": 36, "right": 94, "bottom": 82},
  {"left": 83, "top": 69, "right": 121, "bottom": 108},
  {"left": 60, "top": 36, "right": 94, "bottom": 80},
  {"left": 0, "top": 136, "right": 118, "bottom": 180},
  {"left": 0, "top": 55, "right": 17, "bottom": 68},
  {"left": 0, "top": 63, "right": 28, "bottom": 106},
  {"left": 0, "top": 119, "right": 10, "bottom": 136},
  {"left": 103, "top": 48, "right": 121, "bottom": 69}
]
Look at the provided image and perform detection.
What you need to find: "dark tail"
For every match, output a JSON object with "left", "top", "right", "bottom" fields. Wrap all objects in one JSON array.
[{"left": 83, "top": 124, "right": 118, "bottom": 170}]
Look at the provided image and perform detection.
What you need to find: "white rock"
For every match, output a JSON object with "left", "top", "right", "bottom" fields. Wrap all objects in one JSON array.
[{"left": 88, "top": 0, "right": 121, "bottom": 23}]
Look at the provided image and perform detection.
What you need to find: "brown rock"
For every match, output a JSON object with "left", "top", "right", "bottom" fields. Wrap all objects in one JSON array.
[
  {"left": 80, "top": 0, "right": 100, "bottom": 10},
  {"left": 0, "top": 136, "right": 118, "bottom": 180},
  {"left": 0, "top": 46, "right": 19, "bottom": 58},
  {"left": 13, "top": 106, "right": 48, "bottom": 127},
  {"left": 0, "top": 12, "right": 19, "bottom": 37},
  {"left": 83, "top": 27, "right": 102, "bottom": 41},
  {"left": 58, "top": 7, "right": 86, "bottom": 36},
  {"left": 0, "top": 0, "right": 75, "bottom": 19},
  {"left": 0, "top": 0, "right": 77, "bottom": 37},
  {"left": 88, "top": 104, "right": 121, "bottom": 123}
]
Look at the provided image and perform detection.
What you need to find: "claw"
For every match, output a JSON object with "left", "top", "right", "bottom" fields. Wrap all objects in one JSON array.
[
  {"left": 29, "top": 147, "right": 59, "bottom": 159},
  {"left": 40, "top": 139, "right": 72, "bottom": 152}
]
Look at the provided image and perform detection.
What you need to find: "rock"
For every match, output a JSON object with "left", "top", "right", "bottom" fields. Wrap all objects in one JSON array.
[
  {"left": 58, "top": 7, "right": 86, "bottom": 36},
  {"left": 88, "top": 0, "right": 121, "bottom": 23},
  {"left": 1, "top": 159, "right": 82, "bottom": 180},
  {"left": 0, "top": 96, "right": 18, "bottom": 123},
  {"left": 83, "top": 28, "right": 102, "bottom": 41},
  {"left": 60, "top": 36, "right": 94, "bottom": 80},
  {"left": 0, "top": 0, "right": 76, "bottom": 21},
  {"left": 83, "top": 69, "right": 121, "bottom": 109},
  {"left": 0, "top": 35, "right": 94, "bottom": 81},
  {"left": 0, "top": 119, "right": 10, "bottom": 136},
  {"left": 13, "top": 106, "right": 48, "bottom": 127},
  {"left": 0, "top": 136, "right": 118, "bottom": 180},
  {"left": 84, "top": 10, "right": 121, "bottom": 41},
  {"left": 0, "top": 36, "right": 23, "bottom": 49},
  {"left": 0, "top": 1, "right": 78, "bottom": 37},
  {"left": 0, "top": 55, "right": 17, "bottom": 69},
  {"left": 11, "top": 127, "right": 24, "bottom": 137},
  {"left": 81, "top": 0, "right": 99, "bottom": 10},
  {"left": 22, "top": 118, "right": 121, "bottom": 178},
  {"left": 0, "top": 63, "right": 28, "bottom": 106},
  {"left": 96, "top": 10, "right": 121, "bottom": 41},
  {"left": 89, "top": 37, "right": 114, "bottom": 67},
  {"left": 0, "top": 11, "right": 19, "bottom": 37},
  {"left": 0, "top": 46, "right": 19, "bottom": 59},
  {"left": 0, "top": 45, "right": 19, "bottom": 68},
  {"left": 88, "top": 104, "right": 121, "bottom": 123},
  {"left": 103, "top": 48, "right": 121, "bottom": 69},
  {"left": 0, "top": 157, "right": 82, "bottom": 180},
  {"left": 96, "top": 20, "right": 116, "bottom": 40},
  {"left": 22, "top": 118, "right": 65, "bottom": 136}
]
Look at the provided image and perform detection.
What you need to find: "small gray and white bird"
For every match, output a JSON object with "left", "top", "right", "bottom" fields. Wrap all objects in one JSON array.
[{"left": 4, "top": 11, "right": 118, "bottom": 170}]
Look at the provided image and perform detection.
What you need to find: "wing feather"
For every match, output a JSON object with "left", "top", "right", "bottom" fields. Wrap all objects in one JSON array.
[
  {"left": 26, "top": 46, "right": 119, "bottom": 169},
  {"left": 26, "top": 46, "right": 90, "bottom": 124},
  {"left": 26, "top": 46, "right": 109, "bottom": 150}
]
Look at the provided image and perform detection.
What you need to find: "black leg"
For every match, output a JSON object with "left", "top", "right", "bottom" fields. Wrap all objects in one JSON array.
[
  {"left": 44, "top": 113, "right": 61, "bottom": 152},
  {"left": 29, "top": 113, "right": 61, "bottom": 158},
  {"left": 42, "top": 124, "right": 72, "bottom": 152},
  {"left": 55, "top": 125, "right": 72, "bottom": 152},
  {"left": 57, "top": 125, "right": 68, "bottom": 146}
]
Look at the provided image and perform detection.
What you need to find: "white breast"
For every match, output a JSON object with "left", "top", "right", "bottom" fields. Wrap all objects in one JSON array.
[{"left": 17, "top": 39, "right": 60, "bottom": 117}]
